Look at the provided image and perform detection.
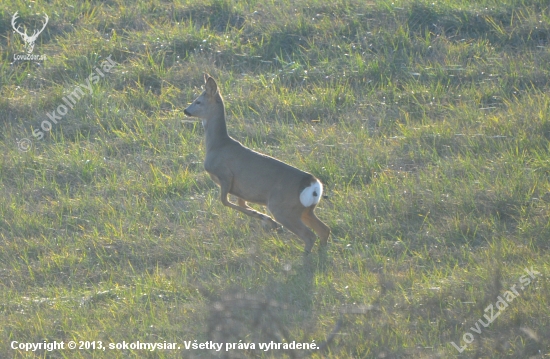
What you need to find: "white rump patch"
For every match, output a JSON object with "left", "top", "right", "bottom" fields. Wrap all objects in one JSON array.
[{"left": 300, "top": 180, "right": 323, "bottom": 207}]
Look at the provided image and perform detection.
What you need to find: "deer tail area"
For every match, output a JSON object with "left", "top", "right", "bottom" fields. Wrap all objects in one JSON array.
[{"left": 299, "top": 179, "right": 323, "bottom": 207}]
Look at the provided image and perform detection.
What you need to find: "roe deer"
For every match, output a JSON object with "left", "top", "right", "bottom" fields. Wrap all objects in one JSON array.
[{"left": 183, "top": 74, "right": 330, "bottom": 253}]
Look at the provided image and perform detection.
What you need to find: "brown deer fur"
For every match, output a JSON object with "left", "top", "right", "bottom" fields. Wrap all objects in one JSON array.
[{"left": 184, "top": 74, "right": 330, "bottom": 253}]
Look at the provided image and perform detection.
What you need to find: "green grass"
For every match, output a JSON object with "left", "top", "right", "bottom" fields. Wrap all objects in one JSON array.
[{"left": 1, "top": 0, "right": 549, "bottom": 357}]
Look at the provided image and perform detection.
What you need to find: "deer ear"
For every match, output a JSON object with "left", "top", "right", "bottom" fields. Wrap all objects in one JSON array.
[
  {"left": 205, "top": 77, "right": 218, "bottom": 97},
  {"left": 204, "top": 73, "right": 210, "bottom": 83}
]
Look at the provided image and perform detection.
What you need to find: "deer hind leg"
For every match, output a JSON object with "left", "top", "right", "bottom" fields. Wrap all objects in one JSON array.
[
  {"left": 216, "top": 177, "right": 280, "bottom": 230},
  {"left": 301, "top": 206, "right": 331, "bottom": 246},
  {"left": 269, "top": 207, "right": 317, "bottom": 254}
]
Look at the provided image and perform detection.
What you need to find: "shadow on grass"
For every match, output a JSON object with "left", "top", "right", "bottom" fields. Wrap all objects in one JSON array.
[{"left": 199, "top": 249, "right": 337, "bottom": 358}]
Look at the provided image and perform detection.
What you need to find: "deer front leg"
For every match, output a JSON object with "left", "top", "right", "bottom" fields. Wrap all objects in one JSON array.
[
  {"left": 237, "top": 197, "right": 282, "bottom": 231},
  {"left": 215, "top": 175, "right": 280, "bottom": 230},
  {"left": 237, "top": 197, "right": 251, "bottom": 209}
]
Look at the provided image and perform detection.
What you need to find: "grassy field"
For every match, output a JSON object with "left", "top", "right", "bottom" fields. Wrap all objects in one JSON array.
[{"left": 1, "top": 0, "right": 550, "bottom": 357}]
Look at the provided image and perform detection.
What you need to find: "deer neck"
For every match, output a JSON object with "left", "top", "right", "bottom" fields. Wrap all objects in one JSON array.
[{"left": 204, "top": 105, "right": 231, "bottom": 152}]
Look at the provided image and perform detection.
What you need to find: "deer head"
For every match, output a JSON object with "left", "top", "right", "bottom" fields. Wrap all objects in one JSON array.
[{"left": 12, "top": 12, "right": 49, "bottom": 54}]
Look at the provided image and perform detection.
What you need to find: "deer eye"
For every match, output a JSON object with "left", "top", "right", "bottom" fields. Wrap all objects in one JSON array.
[{"left": 195, "top": 101, "right": 201, "bottom": 105}]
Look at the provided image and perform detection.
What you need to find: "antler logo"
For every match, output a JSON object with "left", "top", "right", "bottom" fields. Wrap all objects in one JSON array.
[{"left": 11, "top": 11, "right": 49, "bottom": 54}]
